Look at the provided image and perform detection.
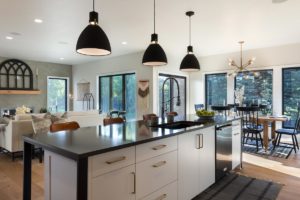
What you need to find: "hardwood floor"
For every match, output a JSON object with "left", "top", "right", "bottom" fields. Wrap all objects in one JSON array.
[{"left": 0, "top": 150, "right": 299, "bottom": 200}]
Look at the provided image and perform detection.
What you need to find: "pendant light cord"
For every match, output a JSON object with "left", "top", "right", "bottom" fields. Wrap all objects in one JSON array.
[
  {"left": 189, "top": 15, "right": 191, "bottom": 46},
  {"left": 93, "top": 0, "right": 95, "bottom": 11},
  {"left": 154, "top": 0, "right": 156, "bottom": 33}
]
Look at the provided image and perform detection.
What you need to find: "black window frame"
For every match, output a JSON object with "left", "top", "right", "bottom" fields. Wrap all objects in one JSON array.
[
  {"left": 234, "top": 69, "right": 273, "bottom": 108},
  {"left": 47, "top": 77, "right": 68, "bottom": 112},
  {"left": 282, "top": 67, "right": 300, "bottom": 129},
  {"left": 159, "top": 73, "right": 187, "bottom": 116},
  {"left": 205, "top": 73, "right": 227, "bottom": 109},
  {"left": 98, "top": 72, "right": 136, "bottom": 113}
]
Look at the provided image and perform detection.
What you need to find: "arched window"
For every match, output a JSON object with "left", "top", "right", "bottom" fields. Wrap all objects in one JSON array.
[{"left": 0, "top": 59, "right": 33, "bottom": 90}]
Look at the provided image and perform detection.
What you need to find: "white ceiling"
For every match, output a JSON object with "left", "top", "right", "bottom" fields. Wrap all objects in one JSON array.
[{"left": 0, "top": 0, "right": 299, "bottom": 65}]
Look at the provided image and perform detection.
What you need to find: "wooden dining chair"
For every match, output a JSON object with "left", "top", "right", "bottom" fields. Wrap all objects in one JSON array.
[
  {"left": 167, "top": 112, "right": 178, "bottom": 116},
  {"left": 103, "top": 117, "right": 124, "bottom": 126},
  {"left": 237, "top": 106, "right": 264, "bottom": 151},
  {"left": 143, "top": 114, "right": 157, "bottom": 121},
  {"left": 50, "top": 121, "right": 80, "bottom": 132}
]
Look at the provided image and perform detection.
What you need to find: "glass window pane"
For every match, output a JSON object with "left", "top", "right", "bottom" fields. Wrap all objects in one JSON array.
[
  {"left": 205, "top": 74, "right": 227, "bottom": 108},
  {"left": 235, "top": 70, "right": 273, "bottom": 114},
  {"left": 100, "top": 77, "right": 110, "bottom": 113},
  {"left": 159, "top": 76, "right": 171, "bottom": 116},
  {"left": 172, "top": 78, "right": 186, "bottom": 116},
  {"left": 47, "top": 78, "right": 67, "bottom": 112},
  {"left": 283, "top": 68, "right": 300, "bottom": 128},
  {"left": 125, "top": 74, "right": 136, "bottom": 120},
  {"left": 112, "top": 76, "right": 123, "bottom": 110}
]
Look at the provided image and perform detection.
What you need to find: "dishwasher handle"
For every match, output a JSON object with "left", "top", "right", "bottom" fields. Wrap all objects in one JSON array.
[{"left": 216, "top": 123, "right": 232, "bottom": 131}]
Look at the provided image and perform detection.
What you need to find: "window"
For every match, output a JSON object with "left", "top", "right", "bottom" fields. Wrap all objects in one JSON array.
[
  {"left": 99, "top": 73, "right": 136, "bottom": 120},
  {"left": 205, "top": 73, "right": 227, "bottom": 108},
  {"left": 235, "top": 70, "right": 273, "bottom": 114},
  {"left": 159, "top": 74, "right": 186, "bottom": 117},
  {"left": 47, "top": 77, "right": 69, "bottom": 112},
  {"left": 282, "top": 68, "right": 300, "bottom": 128}
]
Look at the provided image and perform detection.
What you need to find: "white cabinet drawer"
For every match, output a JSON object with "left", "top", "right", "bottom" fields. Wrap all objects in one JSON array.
[
  {"left": 140, "top": 181, "right": 177, "bottom": 200},
  {"left": 136, "top": 136, "right": 177, "bottom": 163},
  {"left": 90, "top": 146, "right": 135, "bottom": 177},
  {"left": 136, "top": 150, "right": 177, "bottom": 199}
]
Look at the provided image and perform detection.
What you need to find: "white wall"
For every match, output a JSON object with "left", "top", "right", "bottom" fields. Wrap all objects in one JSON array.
[
  {"left": 72, "top": 52, "right": 153, "bottom": 119},
  {"left": 189, "top": 43, "right": 300, "bottom": 114}
]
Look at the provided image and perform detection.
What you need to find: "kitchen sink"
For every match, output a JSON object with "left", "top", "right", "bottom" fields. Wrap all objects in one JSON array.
[{"left": 151, "top": 121, "right": 201, "bottom": 129}]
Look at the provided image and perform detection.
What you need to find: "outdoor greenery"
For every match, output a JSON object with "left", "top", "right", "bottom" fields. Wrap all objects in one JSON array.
[
  {"left": 47, "top": 78, "right": 67, "bottom": 112},
  {"left": 205, "top": 73, "right": 227, "bottom": 108},
  {"left": 99, "top": 73, "right": 136, "bottom": 120},
  {"left": 283, "top": 68, "right": 300, "bottom": 128},
  {"left": 235, "top": 70, "right": 273, "bottom": 114}
]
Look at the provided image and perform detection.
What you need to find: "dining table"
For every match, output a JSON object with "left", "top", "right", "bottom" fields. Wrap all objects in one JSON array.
[{"left": 257, "top": 116, "right": 288, "bottom": 150}]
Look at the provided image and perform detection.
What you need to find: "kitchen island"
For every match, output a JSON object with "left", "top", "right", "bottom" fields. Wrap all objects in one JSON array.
[{"left": 23, "top": 115, "right": 241, "bottom": 200}]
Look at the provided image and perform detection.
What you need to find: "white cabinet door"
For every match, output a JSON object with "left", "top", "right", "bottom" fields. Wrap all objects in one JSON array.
[
  {"left": 232, "top": 123, "right": 241, "bottom": 169},
  {"left": 178, "top": 126, "right": 216, "bottom": 200},
  {"left": 90, "top": 165, "right": 135, "bottom": 200},
  {"left": 199, "top": 126, "right": 215, "bottom": 193},
  {"left": 178, "top": 129, "right": 201, "bottom": 200}
]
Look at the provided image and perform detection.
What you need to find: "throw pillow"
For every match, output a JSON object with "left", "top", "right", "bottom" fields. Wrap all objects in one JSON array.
[
  {"left": 51, "top": 112, "right": 68, "bottom": 124},
  {"left": 0, "top": 117, "right": 9, "bottom": 125},
  {"left": 31, "top": 113, "right": 52, "bottom": 134}
]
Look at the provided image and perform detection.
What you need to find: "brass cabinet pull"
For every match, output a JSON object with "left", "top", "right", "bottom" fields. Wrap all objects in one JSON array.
[
  {"left": 152, "top": 161, "right": 167, "bottom": 168},
  {"left": 155, "top": 193, "right": 167, "bottom": 200},
  {"left": 196, "top": 134, "right": 203, "bottom": 149},
  {"left": 199, "top": 134, "right": 203, "bottom": 149},
  {"left": 152, "top": 144, "right": 167, "bottom": 150},
  {"left": 105, "top": 156, "right": 126, "bottom": 164},
  {"left": 131, "top": 172, "right": 136, "bottom": 194}
]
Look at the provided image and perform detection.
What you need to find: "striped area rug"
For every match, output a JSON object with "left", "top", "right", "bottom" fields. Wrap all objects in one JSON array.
[{"left": 194, "top": 174, "right": 282, "bottom": 200}]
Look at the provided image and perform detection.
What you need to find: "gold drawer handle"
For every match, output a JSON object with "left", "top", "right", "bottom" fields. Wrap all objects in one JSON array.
[
  {"left": 155, "top": 194, "right": 167, "bottom": 200},
  {"left": 152, "top": 144, "right": 167, "bottom": 150},
  {"left": 106, "top": 156, "right": 126, "bottom": 164},
  {"left": 152, "top": 161, "right": 167, "bottom": 168}
]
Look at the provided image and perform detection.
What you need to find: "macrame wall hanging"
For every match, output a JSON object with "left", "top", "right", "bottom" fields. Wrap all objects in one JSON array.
[{"left": 138, "top": 80, "right": 150, "bottom": 109}]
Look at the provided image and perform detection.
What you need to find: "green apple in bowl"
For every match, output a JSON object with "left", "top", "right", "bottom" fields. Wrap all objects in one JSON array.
[{"left": 196, "top": 109, "right": 215, "bottom": 119}]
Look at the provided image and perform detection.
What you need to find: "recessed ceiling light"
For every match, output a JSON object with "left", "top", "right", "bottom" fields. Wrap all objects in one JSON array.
[
  {"left": 5, "top": 36, "right": 13, "bottom": 40},
  {"left": 34, "top": 18, "right": 43, "bottom": 23},
  {"left": 60, "top": 57, "right": 65, "bottom": 60},
  {"left": 122, "top": 41, "right": 128, "bottom": 45}
]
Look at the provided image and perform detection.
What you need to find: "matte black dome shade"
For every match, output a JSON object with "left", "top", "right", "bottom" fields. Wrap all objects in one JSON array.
[
  {"left": 76, "top": 11, "right": 111, "bottom": 56},
  {"left": 142, "top": 34, "right": 167, "bottom": 66},
  {"left": 180, "top": 52, "right": 200, "bottom": 72}
]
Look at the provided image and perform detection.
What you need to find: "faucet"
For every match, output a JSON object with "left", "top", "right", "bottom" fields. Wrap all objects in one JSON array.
[{"left": 161, "top": 77, "right": 181, "bottom": 120}]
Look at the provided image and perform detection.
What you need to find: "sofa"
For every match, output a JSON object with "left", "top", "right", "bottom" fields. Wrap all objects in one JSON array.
[{"left": 0, "top": 110, "right": 105, "bottom": 160}]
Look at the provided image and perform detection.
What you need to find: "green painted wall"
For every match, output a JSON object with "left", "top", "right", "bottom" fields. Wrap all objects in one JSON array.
[{"left": 0, "top": 57, "right": 72, "bottom": 113}]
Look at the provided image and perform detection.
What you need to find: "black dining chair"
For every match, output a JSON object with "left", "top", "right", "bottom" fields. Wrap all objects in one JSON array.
[
  {"left": 194, "top": 104, "right": 204, "bottom": 111},
  {"left": 211, "top": 105, "right": 231, "bottom": 116},
  {"left": 273, "top": 105, "right": 300, "bottom": 158},
  {"left": 237, "top": 106, "right": 264, "bottom": 151}
]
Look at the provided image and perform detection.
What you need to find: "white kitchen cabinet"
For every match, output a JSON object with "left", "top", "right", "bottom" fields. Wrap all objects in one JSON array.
[
  {"left": 90, "top": 165, "right": 135, "bottom": 200},
  {"left": 178, "top": 126, "right": 215, "bottom": 200},
  {"left": 232, "top": 120, "right": 242, "bottom": 169}
]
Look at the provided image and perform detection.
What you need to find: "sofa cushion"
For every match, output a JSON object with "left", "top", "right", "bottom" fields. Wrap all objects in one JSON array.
[
  {"left": 15, "top": 113, "right": 45, "bottom": 121},
  {"left": 67, "top": 110, "right": 99, "bottom": 117},
  {"left": 31, "top": 113, "right": 52, "bottom": 134},
  {"left": 51, "top": 112, "right": 68, "bottom": 124}
]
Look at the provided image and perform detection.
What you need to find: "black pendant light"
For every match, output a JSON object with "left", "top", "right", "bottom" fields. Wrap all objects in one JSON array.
[
  {"left": 142, "top": 0, "right": 167, "bottom": 66},
  {"left": 76, "top": 0, "right": 111, "bottom": 56},
  {"left": 180, "top": 11, "right": 200, "bottom": 72}
]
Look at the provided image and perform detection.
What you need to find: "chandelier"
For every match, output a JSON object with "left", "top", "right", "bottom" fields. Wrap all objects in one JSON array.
[{"left": 228, "top": 41, "right": 259, "bottom": 78}]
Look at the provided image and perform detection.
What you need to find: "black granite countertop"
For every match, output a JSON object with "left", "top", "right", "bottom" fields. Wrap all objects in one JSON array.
[{"left": 23, "top": 115, "right": 240, "bottom": 160}]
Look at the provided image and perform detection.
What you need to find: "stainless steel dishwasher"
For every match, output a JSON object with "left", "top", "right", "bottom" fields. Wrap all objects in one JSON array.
[{"left": 215, "top": 123, "right": 232, "bottom": 181}]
